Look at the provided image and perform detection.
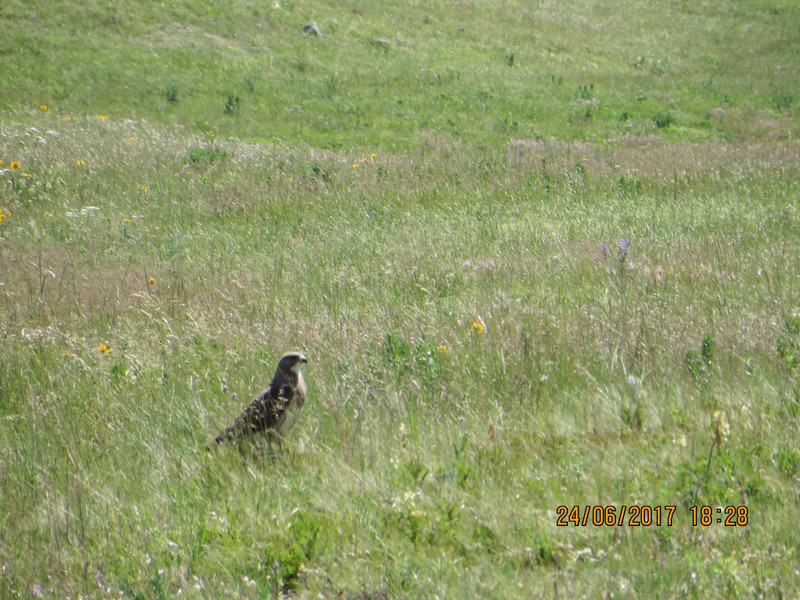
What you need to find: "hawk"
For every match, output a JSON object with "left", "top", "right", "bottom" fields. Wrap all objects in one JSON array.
[{"left": 214, "top": 351, "right": 308, "bottom": 451}]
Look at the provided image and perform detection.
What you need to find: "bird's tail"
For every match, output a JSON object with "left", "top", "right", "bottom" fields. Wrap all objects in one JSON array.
[{"left": 214, "top": 426, "right": 236, "bottom": 445}]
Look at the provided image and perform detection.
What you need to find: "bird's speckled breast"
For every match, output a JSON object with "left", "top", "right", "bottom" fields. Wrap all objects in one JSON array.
[{"left": 278, "top": 374, "right": 305, "bottom": 436}]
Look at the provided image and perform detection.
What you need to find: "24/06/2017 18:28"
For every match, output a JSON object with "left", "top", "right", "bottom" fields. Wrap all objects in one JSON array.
[{"left": 556, "top": 505, "right": 749, "bottom": 527}]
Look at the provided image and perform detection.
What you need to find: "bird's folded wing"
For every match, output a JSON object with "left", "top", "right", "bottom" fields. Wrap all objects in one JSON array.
[
  {"left": 243, "top": 383, "right": 294, "bottom": 430},
  {"left": 270, "top": 384, "right": 294, "bottom": 421},
  {"left": 215, "top": 383, "right": 294, "bottom": 443}
]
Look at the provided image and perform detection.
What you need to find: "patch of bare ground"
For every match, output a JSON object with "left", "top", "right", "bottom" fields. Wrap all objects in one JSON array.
[{"left": 508, "top": 136, "right": 800, "bottom": 184}]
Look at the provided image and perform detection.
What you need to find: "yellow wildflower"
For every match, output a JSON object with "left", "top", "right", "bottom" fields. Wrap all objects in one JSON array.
[
  {"left": 76, "top": 160, "right": 85, "bottom": 166},
  {"left": 10, "top": 162, "right": 20, "bottom": 170},
  {"left": 99, "top": 115, "right": 108, "bottom": 120},
  {"left": 352, "top": 163, "right": 359, "bottom": 168},
  {"left": 436, "top": 344, "right": 449, "bottom": 355},
  {"left": 127, "top": 137, "right": 136, "bottom": 141},
  {"left": 65, "top": 116, "right": 71, "bottom": 121},
  {"left": 64, "top": 351, "right": 72, "bottom": 357},
  {"left": 370, "top": 153, "right": 376, "bottom": 158},
  {"left": 472, "top": 320, "right": 485, "bottom": 335},
  {"left": 148, "top": 277, "right": 156, "bottom": 286},
  {"left": 23, "top": 173, "right": 33, "bottom": 178},
  {"left": 98, "top": 344, "right": 111, "bottom": 354},
  {"left": 138, "top": 184, "right": 148, "bottom": 193},
  {"left": 124, "top": 218, "right": 132, "bottom": 223},
  {"left": 0, "top": 214, "right": 5, "bottom": 223},
  {"left": 40, "top": 105, "right": 47, "bottom": 110}
]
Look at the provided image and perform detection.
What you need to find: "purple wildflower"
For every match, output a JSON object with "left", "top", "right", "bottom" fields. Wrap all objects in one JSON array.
[
  {"left": 617, "top": 237, "right": 630, "bottom": 261},
  {"left": 594, "top": 241, "right": 609, "bottom": 266}
]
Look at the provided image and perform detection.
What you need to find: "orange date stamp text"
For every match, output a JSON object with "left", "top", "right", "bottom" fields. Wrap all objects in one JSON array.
[
  {"left": 556, "top": 505, "right": 676, "bottom": 527},
  {"left": 556, "top": 505, "right": 749, "bottom": 527}
]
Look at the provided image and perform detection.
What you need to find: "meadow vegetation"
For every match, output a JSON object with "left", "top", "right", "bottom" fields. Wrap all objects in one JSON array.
[{"left": 1, "top": 0, "right": 799, "bottom": 598}]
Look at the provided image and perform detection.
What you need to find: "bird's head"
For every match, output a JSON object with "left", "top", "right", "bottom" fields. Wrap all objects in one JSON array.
[{"left": 278, "top": 351, "right": 308, "bottom": 374}]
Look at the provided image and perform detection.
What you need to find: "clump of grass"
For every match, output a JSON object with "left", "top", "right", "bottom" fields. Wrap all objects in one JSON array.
[
  {"left": 186, "top": 145, "right": 227, "bottom": 164},
  {"left": 652, "top": 110, "right": 676, "bottom": 128},
  {"left": 772, "top": 92, "right": 794, "bottom": 111},
  {"left": 776, "top": 315, "right": 800, "bottom": 374},
  {"left": 224, "top": 95, "right": 240, "bottom": 115},
  {"left": 685, "top": 333, "right": 715, "bottom": 381},
  {"left": 165, "top": 84, "right": 179, "bottom": 103}
]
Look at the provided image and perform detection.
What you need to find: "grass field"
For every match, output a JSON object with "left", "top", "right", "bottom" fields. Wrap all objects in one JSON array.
[{"left": 2, "top": 1, "right": 800, "bottom": 598}]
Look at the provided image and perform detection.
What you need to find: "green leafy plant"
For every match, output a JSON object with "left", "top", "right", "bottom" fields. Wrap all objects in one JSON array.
[
  {"left": 164, "top": 84, "right": 179, "bottom": 103},
  {"left": 776, "top": 315, "right": 800, "bottom": 374},
  {"left": 652, "top": 110, "right": 676, "bottom": 128},
  {"left": 224, "top": 95, "right": 240, "bottom": 115},
  {"left": 685, "top": 333, "right": 714, "bottom": 380},
  {"left": 186, "top": 146, "right": 227, "bottom": 164}
]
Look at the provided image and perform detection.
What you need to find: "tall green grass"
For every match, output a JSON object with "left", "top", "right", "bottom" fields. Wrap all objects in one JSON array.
[
  {"left": 2, "top": 113, "right": 799, "bottom": 598},
  {"left": 2, "top": 0, "right": 800, "bottom": 598}
]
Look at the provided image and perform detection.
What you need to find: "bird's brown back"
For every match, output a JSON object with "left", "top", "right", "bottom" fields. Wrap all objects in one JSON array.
[{"left": 214, "top": 360, "right": 301, "bottom": 444}]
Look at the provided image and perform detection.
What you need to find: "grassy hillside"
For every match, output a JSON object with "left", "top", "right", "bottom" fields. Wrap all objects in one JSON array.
[
  {"left": 2, "top": 0, "right": 799, "bottom": 148},
  {"left": 2, "top": 1, "right": 800, "bottom": 599}
]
